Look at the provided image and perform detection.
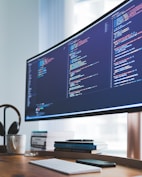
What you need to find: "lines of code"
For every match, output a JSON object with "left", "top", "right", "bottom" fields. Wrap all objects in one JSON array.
[
  {"left": 68, "top": 38, "right": 99, "bottom": 98},
  {"left": 112, "top": 3, "right": 142, "bottom": 87},
  {"left": 38, "top": 57, "right": 54, "bottom": 78}
]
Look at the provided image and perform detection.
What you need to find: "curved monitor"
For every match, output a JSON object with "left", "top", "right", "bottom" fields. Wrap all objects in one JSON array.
[{"left": 25, "top": 0, "right": 142, "bottom": 121}]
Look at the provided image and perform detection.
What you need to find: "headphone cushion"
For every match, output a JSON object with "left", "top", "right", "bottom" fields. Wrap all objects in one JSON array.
[
  {"left": 8, "top": 121, "right": 20, "bottom": 135},
  {"left": 0, "top": 122, "right": 5, "bottom": 136}
]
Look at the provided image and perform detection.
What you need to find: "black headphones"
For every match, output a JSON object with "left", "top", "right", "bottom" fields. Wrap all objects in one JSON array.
[{"left": 0, "top": 104, "right": 21, "bottom": 136}]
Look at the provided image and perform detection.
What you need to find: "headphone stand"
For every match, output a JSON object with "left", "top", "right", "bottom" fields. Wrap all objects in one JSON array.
[
  {"left": 0, "top": 104, "right": 21, "bottom": 153},
  {"left": 0, "top": 107, "right": 7, "bottom": 153},
  {"left": 0, "top": 145, "right": 7, "bottom": 153}
]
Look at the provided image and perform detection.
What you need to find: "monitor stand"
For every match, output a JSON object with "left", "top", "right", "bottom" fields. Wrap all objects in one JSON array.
[{"left": 127, "top": 112, "right": 142, "bottom": 160}]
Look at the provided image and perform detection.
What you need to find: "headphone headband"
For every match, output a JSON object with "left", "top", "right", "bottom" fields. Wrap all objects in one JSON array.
[{"left": 0, "top": 104, "right": 21, "bottom": 126}]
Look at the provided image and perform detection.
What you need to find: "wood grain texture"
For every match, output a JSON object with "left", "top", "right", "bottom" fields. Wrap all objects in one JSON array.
[{"left": 0, "top": 153, "right": 142, "bottom": 177}]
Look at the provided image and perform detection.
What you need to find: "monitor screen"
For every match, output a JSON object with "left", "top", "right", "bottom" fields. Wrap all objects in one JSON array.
[{"left": 25, "top": 0, "right": 142, "bottom": 121}]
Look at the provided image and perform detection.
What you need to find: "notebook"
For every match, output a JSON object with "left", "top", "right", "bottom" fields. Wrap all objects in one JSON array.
[{"left": 29, "top": 158, "right": 102, "bottom": 175}]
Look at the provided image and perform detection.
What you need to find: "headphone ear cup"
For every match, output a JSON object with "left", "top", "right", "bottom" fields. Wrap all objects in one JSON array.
[
  {"left": 0, "top": 122, "right": 5, "bottom": 136},
  {"left": 8, "top": 121, "right": 20, "bottom": 135}
]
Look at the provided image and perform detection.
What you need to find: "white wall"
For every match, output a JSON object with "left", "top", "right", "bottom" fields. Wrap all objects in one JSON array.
[
  {"left": 0, "top": 0, "right": 75, "bottom": 150},
  {"left": 0, "top": 0, "right": 39, "bottom": 148},
  {"left": 39, "top": 0, "right": 74, "bottom": 51}
]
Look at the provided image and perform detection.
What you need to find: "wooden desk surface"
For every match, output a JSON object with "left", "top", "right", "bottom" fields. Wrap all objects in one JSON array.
[{"left": 0, "top": 154, "right": 142, "bottom": 177}]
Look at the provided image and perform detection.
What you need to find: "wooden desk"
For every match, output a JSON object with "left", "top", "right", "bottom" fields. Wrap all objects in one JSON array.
[{"left": 0, "top": 152, "right": 142, "bottom": 177}]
